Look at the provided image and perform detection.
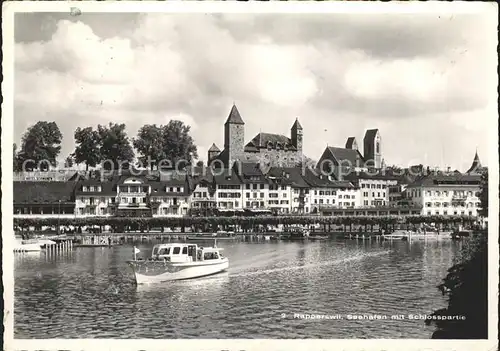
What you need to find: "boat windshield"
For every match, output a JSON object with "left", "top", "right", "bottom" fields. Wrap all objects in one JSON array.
[
  {"left": 158, "top": 247, "right": 171, "bottom": 255},
  {"left": 153, "top": 247, "right": 159, "bottom": 255},
  {"left": 203, "top": 251, "right": 219, "bottom": 260}
]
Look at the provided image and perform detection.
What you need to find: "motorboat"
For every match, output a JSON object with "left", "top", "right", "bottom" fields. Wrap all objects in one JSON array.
[
  {"left": 382, "top": 230, "right": 452, "bottom": 241},
  {"left": 281, "top": 227, "right": 311, "bottom": 241},
  {"left": 128, "top": 241, "right": 229, "bottom": 284},
  {"left": 14, "top": 238, "right": 42, "bottom": 252}
]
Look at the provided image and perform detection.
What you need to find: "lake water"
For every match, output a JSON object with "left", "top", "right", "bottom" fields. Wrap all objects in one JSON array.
[{"left": 14, "top": 238, "right": 461, "bottom": 339}]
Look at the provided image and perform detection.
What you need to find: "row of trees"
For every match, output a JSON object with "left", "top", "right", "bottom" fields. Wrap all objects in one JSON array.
[
  {"left": 13, "top": 214, "right": 480, "bottom": 230},
  {"left": 13, "top": 120, "right": 199, "bottom": 172}
]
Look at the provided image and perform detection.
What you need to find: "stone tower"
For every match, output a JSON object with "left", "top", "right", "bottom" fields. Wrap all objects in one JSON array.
[
  {"left": 207, "top": 143, "right": 220, "bottom": 166},
  {"left": 363, "top": 129, "right": 382, "bottom": 169},
  {"left": 291, "top": 118, "right": 303, "bottom": 158},
  {"left": 224, "top": 104, "right": 245, "bottom": 168},
  {"left": 345, "top": 137, "right": 358, "bottom": 151}
]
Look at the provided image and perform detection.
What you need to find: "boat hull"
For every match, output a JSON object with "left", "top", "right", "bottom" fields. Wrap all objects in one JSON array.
[
  {"left": 128, "top": 259, "right": 229, "bottom": 284},
  {"left": 14, "top": 243, "right": 42, "bottom": 252}
]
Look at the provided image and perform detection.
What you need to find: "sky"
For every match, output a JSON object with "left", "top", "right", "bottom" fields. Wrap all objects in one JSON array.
[{"left": 14, "top": 9, "right": 497, "bottom": 172}]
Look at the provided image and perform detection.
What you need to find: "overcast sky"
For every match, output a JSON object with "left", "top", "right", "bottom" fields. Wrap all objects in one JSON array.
[{"left": 14, "top": 10, "right": 497, "bottom": 171}]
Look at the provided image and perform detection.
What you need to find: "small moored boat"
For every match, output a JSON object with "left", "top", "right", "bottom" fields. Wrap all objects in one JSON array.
[{"left": 128, "top": 241, "right": 229, "bottom": 284}]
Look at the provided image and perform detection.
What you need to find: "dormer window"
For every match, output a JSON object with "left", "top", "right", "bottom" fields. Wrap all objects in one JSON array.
[
  {"left": 276, "top": 142, "right": 282, "bottom": 151},
  {"left": 284, "top": 144, "right": 288, "bottom": 151},
  {"left": 267, "top": 141, "right": 273, "bottom": 150}
]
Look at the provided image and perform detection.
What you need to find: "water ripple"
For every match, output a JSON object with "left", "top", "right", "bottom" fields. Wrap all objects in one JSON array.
[{"left": 14, "top": 240, "right": 459, "bottom": 339}]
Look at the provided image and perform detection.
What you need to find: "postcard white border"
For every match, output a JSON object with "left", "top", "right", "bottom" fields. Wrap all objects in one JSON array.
[{"left": 2, "top": 1, "right": 498, "bottom": 351}]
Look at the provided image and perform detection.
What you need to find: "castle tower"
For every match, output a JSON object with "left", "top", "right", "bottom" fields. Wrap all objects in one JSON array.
[
  {"left": 363, "top": 129, "right": 382, "bottom": 169},
  {"left": 345, "top": 137, "right": 358, "bottom": 151},
  {"left": 291, "top": 118, "right": 303, "bottom": 157},
  {"left": 207, "top": 143, "right": 220, "bottom": 166},
  {"left": 224, "top": 104, "right": 245, "bottom": 167}
]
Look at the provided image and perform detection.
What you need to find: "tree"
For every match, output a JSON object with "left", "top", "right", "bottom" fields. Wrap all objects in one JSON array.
[
  {"left": 97, "top": 123, "right": 135, "bottom": 170},
  {"left": 13, "top": 143, "right": 21, "bottom": 172},
  {"left": 160, "top": 120, "right": 198, "bottom": 169},
  {"left": 73, "top": 127, "right": 102, "bottom": 171},
  {"left": 16, "top": 121, "right": 62, "bottom": 171},
  {"left": 196, "top": 160, "right": 205, "bottom": 167},
  {"left": 425, "top": 235, "right": 487, "bottom": 339},
  {"left": 64, "top": 155, "right": 75, "bottom": 168},
  {"left": 132, "top": 124, "right": 165, "bottom": 170},
  {"left": 478, "top": 171, "right": 488, "bottom": 218}
]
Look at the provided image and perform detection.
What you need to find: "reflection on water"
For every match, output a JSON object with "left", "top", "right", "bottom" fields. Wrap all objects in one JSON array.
[{"left": 14, "top": 239, "right": 461, "bottom": 339}]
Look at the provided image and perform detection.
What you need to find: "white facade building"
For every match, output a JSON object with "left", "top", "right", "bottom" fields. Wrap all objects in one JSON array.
[{"left": 407, "top": 174, "right": 482, "bottom": 216}]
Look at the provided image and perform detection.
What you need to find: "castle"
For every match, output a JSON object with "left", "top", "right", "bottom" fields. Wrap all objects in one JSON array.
[{"left": 208, "top": 105, "right": 304, "bottom": 168}]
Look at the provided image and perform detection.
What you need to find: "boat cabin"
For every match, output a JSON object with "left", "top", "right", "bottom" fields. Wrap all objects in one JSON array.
[{"left": 150, "top": 243, "right": 224, "bottom": 263}]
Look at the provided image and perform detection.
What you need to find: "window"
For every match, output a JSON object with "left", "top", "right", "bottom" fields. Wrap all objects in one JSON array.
[
  {"left": 173, "top": 247, "right": 181, "bottom": 254},
  {"left": 281, "top": 186, "right": 286, "bottom": 190},
  {"left": 377, "top": 184, "right": 381, "bottom": 189},
  {"left": 372, "top": 192, "right": 375, "bottom": 197},
  {"left": 182, "top": 247, "right": 188, "bottom": 254},
  {"left": 444, "top": 211, "right": 448, "bottom": 215},
  {"left": 246, "top": 193, "right": 250, "bottom": 198},
  {"left": 260, "top": 184, "right": 264, "bottom": 189},
  {"left": 260, "top": 193, "right": 264, "bottom": 198},
  {"left": 362, "top": 184, "right": 366, "bottom": 188},
  {"left": 246, "top": 184, "right": 250, "bottom": 189},
  {"left": 253, "top": 184, "right": 257, "bottom": 190}
]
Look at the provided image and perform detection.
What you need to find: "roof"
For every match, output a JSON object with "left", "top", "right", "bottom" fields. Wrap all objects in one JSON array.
[
  {"left": 225, "top": 104, "right": 245, "bottom": 125},
  {"left": 345, "top": 137, "right": 357, "bottom": 149},
  {"left": 364, "top": 129, "right": 379, "bottom": 141},
  {"left": 302, "top": 168, "right": 355, "bottom": 189},
  {"left": 291, "top": 118, "right": 302, "bottom": 130},
  {"left": 210, "top": 148, "right": 229, "bottom": 166},
  {"left": 74, "top": 181, "right": 116, "bottom": 196},
  {"left": 149, "top": 181, "right": 191, "bottom": 197},
  {"left": 408, "top": 174, "right": 481, "bottom": 188},
  {"left": 327, "top": 147, "right": 365, "bottom": 167},
  {"left": 235, "top": 162, "right": 268, "bottom": 184},
  {"left": 208, "top": 143, "right": 220, "bottom": 152},
  {"left": 266, "top": 167, "right": 308, "bottom": 188},
  {"left": 466, "top": 151, "right": 484, "bottom": 174},
  {"left": 14, "top": 181, "right": 76, "bottom": 204},
  {"left": 344, "top": 170, "right": 399, "bottom": 181},
  {"left": 245, "top": 132, "right": 296, "bottom": 151}
]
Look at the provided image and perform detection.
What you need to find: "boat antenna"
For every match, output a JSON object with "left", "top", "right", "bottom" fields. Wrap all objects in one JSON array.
[{"left": 214, "top": 238, "right": 217, "bottom": 248}]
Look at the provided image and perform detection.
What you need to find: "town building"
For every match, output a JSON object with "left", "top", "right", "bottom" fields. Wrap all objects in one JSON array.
[
  {"left": 208, "top": 105, "right": 304, "bottom": 168},
  {"left": 301, "top": 169, "right": 359, "bottom": 213},
  {"left": 14, "top": 181, "right": 76, "bottom": 218},
  {"left": 344, "top": 172, "right": 398, "bottom": 208},
  {"left": 266, "top": 167, "right": 310, "bottom": 214},
  {"left": 406, "top": 174, "right": 482, "bottom": 217}
]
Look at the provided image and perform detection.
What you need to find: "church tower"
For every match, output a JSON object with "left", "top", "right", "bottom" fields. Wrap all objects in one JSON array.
[
  {"left": 345, "top": 137, "right": 358, "bottom": 151},
  {"left": 363, "top": 129, "right": 382, "bottom": 169},
  {"left": 224, "top": 104, "right": 245, "bottom": 168},
  {"left": 291, "top": 118, "right": 303, "bottom": 158}
]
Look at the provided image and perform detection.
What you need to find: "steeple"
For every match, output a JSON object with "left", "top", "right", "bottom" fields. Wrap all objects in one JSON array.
[
  {"left": 466, "top": 150, "right": 483, "bottom": 174},
  {"left": 225, "top": 104, "right": 245, "bottom": 125}
]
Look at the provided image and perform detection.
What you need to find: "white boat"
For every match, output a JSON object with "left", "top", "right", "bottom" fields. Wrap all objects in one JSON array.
[
  {"left": 14, "top": 238, "right": 42, "bottom": 252},
  {"left": 128, "top": 242, "right": 229, "bottom": 284},
  {"left": 382, "top": 230, "right": 452, "bottom": 241}
]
